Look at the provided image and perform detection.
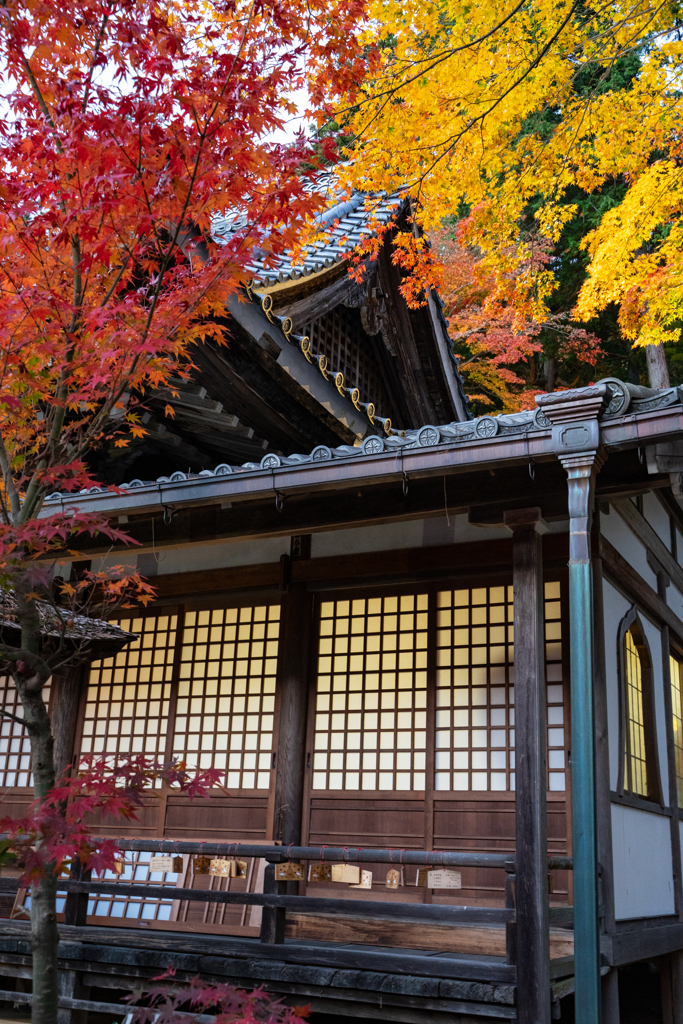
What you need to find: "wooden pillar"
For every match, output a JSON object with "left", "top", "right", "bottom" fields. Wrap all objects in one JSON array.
[
  {"left": 273, "top": 581, "right": 313, "bottom": 846},
  {"left": 662, "top": 950, "right": 683, "bottom": 1024},
  {"left": 593, "top": 548, "right": 616, "bottom": 936},
  {"left": 50, "top": 662, "right": 87, "bottom": 782},
  {"left": 504, "top": 507, "right": 550, "bottom": 1024},
  {"left": 601, "top": 967, "right": 620, "bottom": 1024}
]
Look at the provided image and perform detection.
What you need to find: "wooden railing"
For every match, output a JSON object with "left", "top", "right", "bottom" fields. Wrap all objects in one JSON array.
[{"left": 0, "top": 836, "right": 574, "bottom": 970}]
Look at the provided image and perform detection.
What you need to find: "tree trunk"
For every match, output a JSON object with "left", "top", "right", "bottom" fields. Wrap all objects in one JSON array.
[
  {"left": 15, "top": 585, "right": 59, "bottom": 1024},
  {"left": 646, "top": 344, "right": 671, "bottom": 390},
  {"left": 17, "top": 678, "right": 59, "bottom": 1024}
]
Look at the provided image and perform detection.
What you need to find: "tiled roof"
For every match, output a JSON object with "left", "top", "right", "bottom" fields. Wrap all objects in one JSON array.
[
  {"left": 211, "top": 173, "right": 403, "bottom": 286},
  {"left": 44, "top": 378, "right": 681, "bottom": 501},
  {"left": 0, "top": 592, "right": 137, "bottom": 654}
]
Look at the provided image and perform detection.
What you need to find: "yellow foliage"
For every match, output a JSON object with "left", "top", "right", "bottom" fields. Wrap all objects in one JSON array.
[{"left": 338, "top": 0, "right": 683, "bottom": 349}]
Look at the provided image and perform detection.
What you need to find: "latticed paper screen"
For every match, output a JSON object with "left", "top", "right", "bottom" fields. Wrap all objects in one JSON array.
[
  {"left": 435, "top": 585, "right": 515, "bottom": 791},
  {"left": 0, "top": 677, "right": 50, "bottom": 787},
  {"left": 312, "top": 594, "right": 428, "bottom": 791},
  {"left": 435, "top": 581, "right": 566, "bottom": 792},
  {"left": 172, "top": 605, "right": 279, "bottom": 789},
  {"left": 81, "top": 614, "right": 176, "bottom": 760}
]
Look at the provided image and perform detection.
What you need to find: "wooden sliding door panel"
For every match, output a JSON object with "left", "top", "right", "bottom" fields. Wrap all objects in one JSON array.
[
  {"left": 164, "top": 794, "right": 269, "bottom": 840},
  {"left": 305, "top": 575, "right": 570, "bottom": 906},
  {"left": 308, "top": 795, "right": 425, "bottom": 847}
]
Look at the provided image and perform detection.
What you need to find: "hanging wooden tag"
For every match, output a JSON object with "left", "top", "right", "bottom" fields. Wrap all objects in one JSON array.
[
  {"left": 173, "top": 856, "right": 184, "bottom": 873},
  {"left": 309, "top": 862, "right": 332, "bottom": 882},
  {"left": 274, "top": 861, "right": 305, "bottom": 881},
  {"left": 416, "top": 868, "right": 462, "bottom": 888},
  {"left": 386, "top": 868, "right": 402, "bottom": 889},
  {"left": 113, "top": 860, "right": 124, "bottom": 876},
  {"left": 149, "top": 855, "right": 174, "bottom": 872},
  {"left": 209, "top": 858, "right": 233, "bottom": 877},
  {"left": 193, "top": 856, "right": 211, "bottom": 875},
  {"left": 349, "top": 869, "right": 373, "bottom": 890},
  {"left": 234, "top": 859, "right": 248, "bottom": 878},
  {"left": 331, "top": 863, "right": 360, "bottom": 884}
]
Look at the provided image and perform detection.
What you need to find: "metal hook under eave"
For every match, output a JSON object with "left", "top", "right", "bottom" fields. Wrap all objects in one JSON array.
[
  {"left": 528, "top": 461, "right": 535, "bottom": 480},
  {"left": 402, "top": 472, "right": 409, "bottom": 497},
  {"left": 638, "top": 446, "right": 644, "bottom": 464},
  {"left": 275, "top": 491, "right": 284, "bottom": 513},
  {"left": 163, "top": 504, "right": 178, "bottom": 525}
]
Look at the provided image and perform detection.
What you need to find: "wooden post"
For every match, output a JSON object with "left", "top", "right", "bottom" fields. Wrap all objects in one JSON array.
[
  {"left": 50, "top": 662, "right": 87, "bottom": 782},
  {"left": 273, "top": 582, "right": 313, "bottom": 846},
  {"left": 260, "top": 856, "right": 286, "bottom": 944},
  {"left": 661, "top": 950, "right": 683, "bottom": 1024},
  {"left": 601, "top": 967, "right": 620, "bottom": 1024},
  {"left": 504, "top": 507, "right": 550, "bottom": 1024}
]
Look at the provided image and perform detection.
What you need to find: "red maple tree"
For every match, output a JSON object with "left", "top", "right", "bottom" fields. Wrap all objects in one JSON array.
[{"left": 0, "top": 1, "right": 370, "bottom": 1021}]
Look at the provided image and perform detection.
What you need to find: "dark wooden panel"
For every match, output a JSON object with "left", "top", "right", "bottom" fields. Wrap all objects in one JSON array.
[
  {"left": 308, "top": 796, "right": 426, "bottom": 847},
  {"left": 164, "top": 794, "right": 268, "bottom": 839}
]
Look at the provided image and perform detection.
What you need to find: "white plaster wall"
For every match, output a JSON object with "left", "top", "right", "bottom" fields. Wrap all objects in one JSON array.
[
  {"left": 150, "top": 536, "right": 291, "bottom": 575},
  {"left": 310, "top": 514, "right": 568, "bottom": 559},
  {"left": 668, "top": 584, "right": 683, "bottom": 625},
  {"left": 638, "top": 613, "right": 669, "bottom": 806},
  {"left": 643, "top": 492, "right": 672, "bottom": 551},
  {"left": 602, "top": 579, "right": 631, "bottom": 790},
  {"left": 603, "top": 506, "right": 659, "bottom": 591},
  {"left": 612, "top": 804, "right": 675, "bottom": 920}
]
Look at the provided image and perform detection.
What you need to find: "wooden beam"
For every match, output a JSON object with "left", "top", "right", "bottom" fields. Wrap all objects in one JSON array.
[
  {"left": 149, "top": 535, "right": 572, "bottom": 602},
  {"left": 612, "top": 498, "right": 683, "bottom": 597},
  {"left": 605, "top": 922, "right": 683, "bottom": 966},
  {"left": 506, "top": 509, "right": 550, "bottom": 1024},
  {"left": 0, "top": 919, "right": 517, "bottom": 984}
]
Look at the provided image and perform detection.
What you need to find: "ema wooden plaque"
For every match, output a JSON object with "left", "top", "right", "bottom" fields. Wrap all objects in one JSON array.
[
  {"left": 274, "top": 861, "right": 305, "bottom": 881},
  {"left": 349, "top": 869, "right": 373, "bottom": 890},
  {"left": 149, "top": 855, "right": 174, "bottom": 872},
  {"left": 209, "top": 858, "right": 233, "bottom": 877},
  {"left": 416, "top": 868, "right": 462, "bottom": 888},
  {"left": 193, "top": 856, "right": 211, "bottom": 875},
  {"left": 309, "top": 862, "right": 332, "bottom": 882},
  {"left": 385, "top": 868, "right": 403, "bottom": 889},
  {"left": 331, "top": 863, "right": 360, "bottom": 884}
]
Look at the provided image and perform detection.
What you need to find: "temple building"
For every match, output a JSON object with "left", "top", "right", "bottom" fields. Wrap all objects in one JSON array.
[{"left": 2, "top": 188, "right": 683, "bottom": 1024}]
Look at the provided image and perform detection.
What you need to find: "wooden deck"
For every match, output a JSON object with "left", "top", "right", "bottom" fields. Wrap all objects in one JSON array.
[{"left": 0, "top": 919, "right": 578, "bottom": 1023}]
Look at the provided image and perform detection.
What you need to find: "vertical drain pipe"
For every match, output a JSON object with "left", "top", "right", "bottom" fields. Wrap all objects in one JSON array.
[{"left": 537, "top": 385, "right": 612, "bottom": 1024}]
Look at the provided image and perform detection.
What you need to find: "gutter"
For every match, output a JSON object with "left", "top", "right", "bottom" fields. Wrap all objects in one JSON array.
[{"left": 40, "top": 402, "right": 683, "bottom": 521}]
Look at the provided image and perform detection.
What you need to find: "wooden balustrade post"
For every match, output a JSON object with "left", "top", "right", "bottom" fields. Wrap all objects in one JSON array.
[
  {"left": 260, "top": 855, "right": 286, "bottom": 943},
  {"left": 504, "top": 507, "right": 550, "bottom": 1024},
  {"left": 504, "top": 863, "right": 517, "bottom": 966},
  {"left": 63, "top": 859, "right": 90, "bottom": 927}
]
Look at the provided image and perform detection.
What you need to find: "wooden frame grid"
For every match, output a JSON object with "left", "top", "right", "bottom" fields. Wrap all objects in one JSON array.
[
  {"left": 81, "top": 612, "right": 178, "bottom": 764},
  {"left": 312, "top": 593, "right": 428, "bottom": 791},
  {"left": 0, "top": 677, "right": 50, "bottom": 788},
  {"left": 309, "top": 579, "right": 567, "bottom": 795},
  {"left": 172, "top": 604, "right": 280, "bottom": 789},
  {"left": 305, "top": 306, "right": 394, "bottom": 419}
]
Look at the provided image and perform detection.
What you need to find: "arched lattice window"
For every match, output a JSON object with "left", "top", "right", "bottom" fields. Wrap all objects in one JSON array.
[{"left": 618, "top": 609, "right": 661, "bottom": 802}]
